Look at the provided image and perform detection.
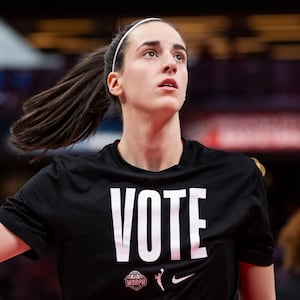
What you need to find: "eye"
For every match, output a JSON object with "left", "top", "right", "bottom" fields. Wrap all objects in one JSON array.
[
  {"left": 174, "top": 52, "right": 185, "bottom": 62},
  {"left": 144, "top": 50, "right": 158, "bottom": 58}
]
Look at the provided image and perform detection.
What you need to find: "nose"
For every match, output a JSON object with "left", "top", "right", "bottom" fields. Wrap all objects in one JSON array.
[{"left": 162, "top": 55, "right": 177, "bottom": 74}]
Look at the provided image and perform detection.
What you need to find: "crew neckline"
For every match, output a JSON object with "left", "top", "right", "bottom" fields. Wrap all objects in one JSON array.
[{"left": 110, "top": 138, "right": 188, "bottom": 174}]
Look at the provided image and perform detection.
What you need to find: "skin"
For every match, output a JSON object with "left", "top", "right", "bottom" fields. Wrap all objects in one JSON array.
[
  {"left": 0, "top": 21, "right": 276, "bottom": 299},
  {"left": 239, "top": 262, "right": 276, "bottom": 300},
  {"left": 107, "top": 21, "right": 188, "bottom": 172},
  {"left": 0, "top": 223, "right": 30, "bottom": 262}
]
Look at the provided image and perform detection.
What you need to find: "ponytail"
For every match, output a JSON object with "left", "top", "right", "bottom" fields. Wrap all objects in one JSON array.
[
  {"left": 9, "top": 46, "right": 113, "bottom": 156},
  {"left": 8, "top": 17, "right": 168, "bottom": 161}
]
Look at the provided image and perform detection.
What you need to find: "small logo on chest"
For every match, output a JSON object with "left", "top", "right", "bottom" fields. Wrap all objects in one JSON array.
[{"left": 124, "top": 270, "right": 147, "bottom": 291}]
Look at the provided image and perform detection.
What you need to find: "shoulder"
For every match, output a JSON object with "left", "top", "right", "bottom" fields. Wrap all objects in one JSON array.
[
  {"left": 183, "top": 139, "right": 264, "bottom": 189},
  {"left": 185, "top": 139, "right": 256, "bottom": 172},
  {"left": 49, "top": 142, "right": 116, "bottom": 174}
]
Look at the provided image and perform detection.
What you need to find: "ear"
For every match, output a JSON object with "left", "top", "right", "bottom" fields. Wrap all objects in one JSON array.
[{"left": 107, "top": 72, "right": 122, "bottom": 96}]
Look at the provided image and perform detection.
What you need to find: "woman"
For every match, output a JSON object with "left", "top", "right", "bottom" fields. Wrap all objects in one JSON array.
[{"left": 0, "top": 17, "right": 276, "bottom": 299}]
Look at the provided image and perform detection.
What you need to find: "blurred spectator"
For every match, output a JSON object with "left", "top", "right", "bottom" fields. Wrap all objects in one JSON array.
[{"left": 276, "top": 209, "right": 300, "bottom": 300}]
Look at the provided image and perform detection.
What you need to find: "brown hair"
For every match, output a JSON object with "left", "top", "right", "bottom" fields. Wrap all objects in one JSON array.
[
  {"left": 278, "top": 209, "right": 300, "bottom": 273},
  {"left": 8, "top": 17, "right": 166, "bottom": 160}
]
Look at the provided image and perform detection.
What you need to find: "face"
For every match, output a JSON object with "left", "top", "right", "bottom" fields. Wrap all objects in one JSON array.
[{"left": 108, "top": 21, "right": 188, "bottom": 118}]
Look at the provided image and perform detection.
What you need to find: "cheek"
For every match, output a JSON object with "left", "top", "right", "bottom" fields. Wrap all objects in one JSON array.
[
  {"left": 129, "top": 72, "right": 151, "bottom": 96},
  {"left": 121, "top": 71, "right": 148, "bottom": 100},
  {"left": 124, "top": 66, "right": 147, "bottom": 85},
  {"left": 181, "top": 73, "right": 188, "bottom": 94}
]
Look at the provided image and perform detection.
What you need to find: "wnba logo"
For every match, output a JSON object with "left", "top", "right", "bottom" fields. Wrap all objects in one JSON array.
[{"left": 124, "top": 270, "right": 147, "bottom": 291}]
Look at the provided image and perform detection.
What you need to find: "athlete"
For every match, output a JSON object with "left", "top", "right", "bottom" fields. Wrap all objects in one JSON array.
[{"left": 0, "top": 17, "right": 276, "bottom": 299}]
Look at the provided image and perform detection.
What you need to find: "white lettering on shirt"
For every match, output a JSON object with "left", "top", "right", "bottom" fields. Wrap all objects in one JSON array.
[{"left": 110, "top": 188, "right": 207, "bottom": 262}]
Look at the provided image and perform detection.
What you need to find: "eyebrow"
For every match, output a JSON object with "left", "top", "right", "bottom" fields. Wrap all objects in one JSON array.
[{"left": 137, "top": 40, "right": 188, "bottom": 55}]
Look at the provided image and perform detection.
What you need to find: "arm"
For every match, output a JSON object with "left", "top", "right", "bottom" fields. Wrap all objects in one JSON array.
[
  {"left": 0, "top": 222, "right": 31, "bottom": 263},
  {"left": 238, "top": 262, "right": 276, "bottom": 300}
]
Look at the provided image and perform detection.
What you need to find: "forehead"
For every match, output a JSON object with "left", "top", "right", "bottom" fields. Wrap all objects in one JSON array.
[{"left": 126, "top": 21, "right": 186, "bottom": 48}]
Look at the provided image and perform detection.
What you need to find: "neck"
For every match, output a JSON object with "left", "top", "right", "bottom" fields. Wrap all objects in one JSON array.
[{"left": 118, "top": 114, "right": 183, "bottom": 171}]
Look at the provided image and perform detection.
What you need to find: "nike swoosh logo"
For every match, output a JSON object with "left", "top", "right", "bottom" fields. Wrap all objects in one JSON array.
[{"left": 172, "top": 273, "right": 195, "bottom": 284}]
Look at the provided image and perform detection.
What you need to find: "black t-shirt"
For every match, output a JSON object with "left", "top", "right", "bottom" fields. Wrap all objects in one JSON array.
[{"left": 0, "top": 139, "right": 274, "bottom": 300}]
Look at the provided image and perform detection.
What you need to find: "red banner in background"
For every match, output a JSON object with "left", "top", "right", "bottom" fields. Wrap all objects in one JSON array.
[{"left": 181, "top": 111, "right": 300, "bottom": 152}]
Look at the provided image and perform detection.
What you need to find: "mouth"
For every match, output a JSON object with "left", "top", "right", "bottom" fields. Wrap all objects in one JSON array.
[{"left": 159, "top": 79, "right": 178, "bottom": 89}]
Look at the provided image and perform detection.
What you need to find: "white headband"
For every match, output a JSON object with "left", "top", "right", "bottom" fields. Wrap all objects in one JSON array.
[{"left": 111, "top": 17, "right": 162, "bottom": 72}]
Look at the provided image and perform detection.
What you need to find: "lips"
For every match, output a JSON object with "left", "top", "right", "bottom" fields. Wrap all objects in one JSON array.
[{"left": 158, "top": 78, "right": 178, "bottom": 89}]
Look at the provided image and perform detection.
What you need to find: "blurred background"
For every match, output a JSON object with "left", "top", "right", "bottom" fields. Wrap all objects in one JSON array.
[{"left": 1, "top": 1, "right": 300, "bottom": 299}]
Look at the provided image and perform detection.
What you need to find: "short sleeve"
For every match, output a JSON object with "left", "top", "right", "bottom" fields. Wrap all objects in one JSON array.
[
  {"left": 0, "top": 158, "right": 62, "bottom": 259},
  {"left": 236, "top": 158, "right": 274, "bottom": 266}
]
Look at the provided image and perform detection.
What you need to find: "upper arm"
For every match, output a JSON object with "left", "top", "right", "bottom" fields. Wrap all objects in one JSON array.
[
  {"left": 0, "top": 222, "right": 31, "bottom": 263},
  {"left": 238, "top": 261, "right": 276, "bottom": 300}
]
